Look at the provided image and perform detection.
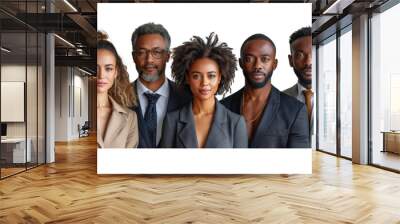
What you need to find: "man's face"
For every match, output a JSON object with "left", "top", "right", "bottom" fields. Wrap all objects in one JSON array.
[
  {"left": 132, "top": 34, "right": 170, "bottom": 82},
  {"left": 288, "top": 36, "right": 312, "bottom": 87},
  {"left": 240, "top": 39, "right": 277, "bottom": 89}
]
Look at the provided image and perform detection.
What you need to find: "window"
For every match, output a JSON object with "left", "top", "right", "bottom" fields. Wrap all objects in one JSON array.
[
  {"left": 317, "top": 35, "right": 337, "bottom": 155},
  {"left": 370, "top": 2, "right": 400, "bottom": 171},
  {"left": 339, "top": 27, "right": 352, "bottom": 158}
]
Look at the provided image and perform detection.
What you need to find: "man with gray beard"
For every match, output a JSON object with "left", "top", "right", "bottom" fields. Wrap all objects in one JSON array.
[{"left": 131, "top": 23, "right": 191, "bottom": 148}]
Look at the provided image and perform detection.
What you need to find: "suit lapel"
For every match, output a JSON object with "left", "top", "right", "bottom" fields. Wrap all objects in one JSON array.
[
  {"left": 177, "top": 103, "right": 198, "bottom": 148},
  {"left": 132, "top": 80, "right": 144, "bottom": 119},
  {"left": 290, "top": 84, "right": 299, "bottom": 97},
  {"left": 166, "top": 80, "right": 178, "bottom": 112},
  {"left": 251, "top": 86, "right": 280, "bottom": 147},
  {"left": 132, "top": 80, "right": 152, "bottom": 148},
  {"left": 204, "top": 102, "right": 229, "bottom": 148},
  {"left": 101, "top": 97, "right": 129, "bottom": 147},
  {"left": 228, "top": 88, "right": 244, "bottom": 114},
  {"left": 97, "top": 131, "right": 105, "bottom": 148},
  {"left": 166, "top": 80, "right": 192, "bottom": 112},
  {"left": 103, "top": 110, "right": 125, "bottom": 147}
]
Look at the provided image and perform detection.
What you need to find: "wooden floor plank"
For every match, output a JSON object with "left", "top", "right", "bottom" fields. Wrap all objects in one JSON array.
[{"left": 1, "top": 134, "right": 400, "bottom": 223}]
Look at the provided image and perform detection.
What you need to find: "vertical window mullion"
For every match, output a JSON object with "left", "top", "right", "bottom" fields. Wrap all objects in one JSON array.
[
  {"left": 316, "top": 45, "right": 320, "bottom": 150},
  {"left": 25, "top": 0, "right": 28, "bottom": 171},
  {"left": 336, "top": 28, "right": 341, "bottom": 157}
]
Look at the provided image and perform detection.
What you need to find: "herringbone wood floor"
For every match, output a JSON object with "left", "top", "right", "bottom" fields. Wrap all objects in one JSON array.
[{"left": 1, "top": 135, "right": 400, "bottom": 224}]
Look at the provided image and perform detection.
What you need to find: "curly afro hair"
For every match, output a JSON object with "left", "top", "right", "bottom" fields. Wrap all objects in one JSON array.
[{"left": 171, "top": 32, "right": 237, "bottom": 95}]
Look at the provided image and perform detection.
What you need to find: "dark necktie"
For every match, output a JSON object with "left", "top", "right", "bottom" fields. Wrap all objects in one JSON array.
[{"left": 144, "top": 92, "right": 161, "bottom": 147}]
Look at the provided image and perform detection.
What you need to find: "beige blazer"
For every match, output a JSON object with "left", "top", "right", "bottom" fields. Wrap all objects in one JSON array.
[{"left": 97, "top": 97, "right": 139, "bottom": 148}]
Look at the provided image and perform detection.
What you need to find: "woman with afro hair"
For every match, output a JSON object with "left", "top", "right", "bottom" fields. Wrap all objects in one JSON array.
[{"left": 159, "top": 33, "right": 247, "bottom": 148}]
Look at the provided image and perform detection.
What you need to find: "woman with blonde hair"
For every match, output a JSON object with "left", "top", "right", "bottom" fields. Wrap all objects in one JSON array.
[{"left": 97, "top": 31, "right": 138, "bottom": 148}]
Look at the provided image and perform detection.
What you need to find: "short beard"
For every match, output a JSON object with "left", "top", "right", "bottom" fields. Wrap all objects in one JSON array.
[
  {"left": 140, "top": 71, "right": 161, "bottom": 82},
  {"left": 136, "top": 64, "right": 164, "bottom": 83},
  {"left": 294, "top": 68, "right": 312, "bottom": 87},
  {"left": 244, "top": 71, "right": 273, "bottom": 89}
]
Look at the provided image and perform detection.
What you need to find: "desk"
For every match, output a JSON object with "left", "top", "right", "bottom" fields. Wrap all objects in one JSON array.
[
  {"left": 1, "top": 138, "right": 31, "bottom": 163},
  {"left": 382, "top": 131, "right": 400, "bottom": 154}
]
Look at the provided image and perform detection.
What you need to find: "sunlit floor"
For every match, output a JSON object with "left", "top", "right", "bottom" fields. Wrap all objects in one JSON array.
[
  {"left": 0, "top": 167, "right": 25, "bottom": 178},
  {"left": 372, "top": 150, "right": 400, "bottom": 171},
  {"left": 316, "top": 146, "right": 400, "bottom": 172},
  {"left": 0, "top": 162, "right": 45, "bottom": 179},
  {"left": 0, "top": 165, "right": 45, "bottom": 179}
]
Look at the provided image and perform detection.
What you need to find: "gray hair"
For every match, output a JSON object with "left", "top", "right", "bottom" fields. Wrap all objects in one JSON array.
[{"left": 131, "top": 22, "right": 171, "bottom": 50}]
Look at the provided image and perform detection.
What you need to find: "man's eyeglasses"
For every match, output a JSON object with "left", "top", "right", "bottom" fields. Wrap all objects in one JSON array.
[{"left": 133, "top": 48, "right": 168, "bottom": 59}]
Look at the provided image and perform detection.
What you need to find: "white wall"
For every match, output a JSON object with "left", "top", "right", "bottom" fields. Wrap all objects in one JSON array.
[
  {"left": 72, "top": 72, "right": 89, "bottom": 138},
  {"left": 1, "top": 64, "right": 46, "bottom": 163},
  {"left": 1, "top": 65, "right": 26, "bottom": 140},
  {"left": 74, "top": 74, "right": 89, "bottom": 122},
  {"left": 1, "top": 65, "right": 35, "bottom": 138},
  {"left": 55, "top": 66, "right": 69, "bottom": 141},
  {"left": 98, "top": 3, "right": 311, "bottom": 95},
  {"left": 1, "top": 64, "right": 25, "bottom": 130},
  {"left": 54, "top": 67, "right": 89, "bottom": 141}
]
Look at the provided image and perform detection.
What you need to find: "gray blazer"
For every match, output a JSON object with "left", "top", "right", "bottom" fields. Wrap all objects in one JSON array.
[
  {"left": 283, "top": 84, "right": 298, "bottom": 98},
  {"left": 159, "top": 101, "right": 248, "bottom": 148},
  {"left": 283, "top": 83, "right": 314, "bottom": 135}
]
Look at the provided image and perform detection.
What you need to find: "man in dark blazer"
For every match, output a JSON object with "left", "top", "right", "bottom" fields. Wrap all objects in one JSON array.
[
  {"left": 130, "top": 23, "right": 191, "bottom": 148},
  {"left": 221, "top": 34, "right": 310, "bottom": 148}
]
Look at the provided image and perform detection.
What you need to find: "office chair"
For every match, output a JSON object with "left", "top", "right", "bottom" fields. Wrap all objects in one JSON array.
[{"left": 79, "top": 121, "right": 90, "bottom": 138}]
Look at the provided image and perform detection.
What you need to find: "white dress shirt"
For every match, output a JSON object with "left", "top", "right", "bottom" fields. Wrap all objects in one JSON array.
[{"left": 137, "top": 79, "right": 170, "bottom": 145}]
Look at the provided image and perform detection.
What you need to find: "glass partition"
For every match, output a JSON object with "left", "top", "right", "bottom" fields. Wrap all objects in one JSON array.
[
  {"left": 0, "top": 1, "right": 46, "bottom": 179},
  {"left": 1, "top": 31, "right": 27, "bottom": 178},
  {"left": 38, "top": 32, "right": 45, "bottom": 165},
  {"left": 27, "top": 31, "right": 38, "bottom": 169}
]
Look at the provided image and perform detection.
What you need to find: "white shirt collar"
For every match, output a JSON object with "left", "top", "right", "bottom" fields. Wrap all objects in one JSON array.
[
  {"left": 297, "top": 82, "right": 308, "bottom": 94},
  {"left": 137, "top": 78, "right": 169, "bottom": 98}
]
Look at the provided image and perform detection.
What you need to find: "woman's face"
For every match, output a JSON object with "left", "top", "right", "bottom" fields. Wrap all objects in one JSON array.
[
  {"left": 186, "top": 58, "right": 221, "bottom": 101},
  {"left": 97, "top": 49, "right": 118, "bottom": 94}
]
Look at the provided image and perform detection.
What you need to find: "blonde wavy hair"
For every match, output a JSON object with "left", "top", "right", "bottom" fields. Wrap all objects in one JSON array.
[{"left": 98, "top": 31, "right": 137, "bottom": 108}]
